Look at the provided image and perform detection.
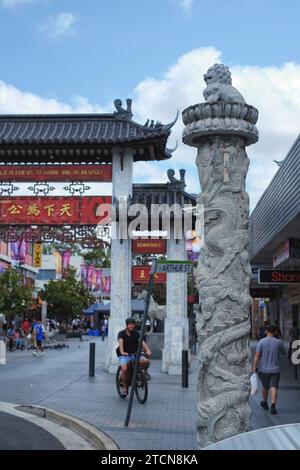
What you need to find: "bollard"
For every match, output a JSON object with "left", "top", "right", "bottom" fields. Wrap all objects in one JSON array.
[
  {"left": 0, "top": 340, "right": 6, "bottom": 365},
  {"left": 89, "top": 342, "right": 96, "bottom": 377},
  {"left": 182, "top": 350, "right": 188, "bottom": 388}
]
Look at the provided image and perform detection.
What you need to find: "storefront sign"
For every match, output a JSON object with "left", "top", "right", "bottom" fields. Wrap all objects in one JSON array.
[
  {"left": 259, "top": 269, "right": 300, "bottom": 284},
  {"left": 33, "top": 243, "right": 42, "bottom": 268},
  {"left": 0, "top": 164, "right": 112, "bottom": 182},
  {"left": 132, "top": 239, "right": 166, "bottom": 254},
  {"left": 132, "top": 266, "right": 166, "bottom": 284},
  {"left": 0, "top": 196, "right": 112, "bottom": 225},
  {"left": 273, "top": 238, "right": 300, "bottom": 267}
]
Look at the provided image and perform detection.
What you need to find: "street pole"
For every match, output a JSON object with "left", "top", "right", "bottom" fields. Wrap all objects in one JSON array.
[{"left": 125, "top": 258, "right": 157, "bottom": 427}]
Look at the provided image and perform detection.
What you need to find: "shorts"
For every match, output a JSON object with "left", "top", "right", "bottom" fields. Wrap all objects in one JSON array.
[
  {"left": 258, "top": 372, "right": 280, "bottom": 390},
  {"left": 36, "top": 339, "right": 42, "bottom": 347},
  {"left": 118, "top": 354, "right": 136, "bottom": 365}
]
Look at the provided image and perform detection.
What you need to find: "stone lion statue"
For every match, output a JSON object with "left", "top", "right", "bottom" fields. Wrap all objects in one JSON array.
[
  {"left": 137, "top": 290, "right": 166, "bottom": 334},
  {"left": 203, "top": 63, "right": 246, "bottom": 104}
]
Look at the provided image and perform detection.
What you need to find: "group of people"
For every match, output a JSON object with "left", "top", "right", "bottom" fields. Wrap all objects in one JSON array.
[{"left": 2, "top": 317, "right": 47, "bottom": 355}]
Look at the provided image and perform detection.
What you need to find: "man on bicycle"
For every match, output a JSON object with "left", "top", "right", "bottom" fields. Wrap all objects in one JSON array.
[{"left": 117, "top": 317, "right": 151, "bottom": 395}]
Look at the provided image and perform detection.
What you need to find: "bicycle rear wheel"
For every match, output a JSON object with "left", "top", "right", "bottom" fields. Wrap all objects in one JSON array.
[
  {"left": 116, "top": 366, "right": 128, "bottom": 399},
  {"left": 135, "top": 369, "right": 148, "bottom": 404}
]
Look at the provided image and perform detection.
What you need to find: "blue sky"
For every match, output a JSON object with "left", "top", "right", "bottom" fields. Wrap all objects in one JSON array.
[{"left": 1, "top": 0, "right": 300, "bottom": 207}]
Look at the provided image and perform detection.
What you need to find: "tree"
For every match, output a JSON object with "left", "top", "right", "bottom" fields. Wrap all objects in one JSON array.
[
  {"left": 39, "top": 267, "right": 94, "bottom": 321},
  {"left": 81, "top": 247, "right": 110, "bottom": 267},
  {"left": 0, "top": 269, "right": 33, "bottom": 321}
]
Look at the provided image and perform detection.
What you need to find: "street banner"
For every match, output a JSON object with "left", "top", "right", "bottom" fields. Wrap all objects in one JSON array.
[
  {"left": 81, "top": 264, "right": 88, "bottom": 286},
  {"left": 0, "top": 164, "right": 112, "bottom": 182},
  {"left": 33, "top": 243, "right": 42, "bottom": 268},
  {"left": 10, "top": 239, "right": 27, "bottom": 263},
  {"left": 95, "top": 269, "right": 103, "bottom": 291},
  {"left": 132, "top": 239, "right": 166, "bottom": 254},
  {"left": 87, "top": 264, "right": 94, "bottom": 288},
  {"left": 62, "top": 250, "right": 72, "bottom": 273},
  {"left": 0, "top": 196, "right": 112, "bottom": 225},
  {"left": 156, "top": 260, "right": 193, "bottom": 274},
  {"left": 132, "top": 266, "right": 166, "bottom": 284}
]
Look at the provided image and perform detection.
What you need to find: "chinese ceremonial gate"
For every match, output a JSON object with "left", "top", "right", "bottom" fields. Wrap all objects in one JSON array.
[{"left": 0, "top": 99, "right": 177, "bottom": 372}]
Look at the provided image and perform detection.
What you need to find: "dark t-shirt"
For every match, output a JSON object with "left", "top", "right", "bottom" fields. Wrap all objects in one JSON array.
[{"left": 117, "top": 329, "right": 140, "bottom": 356}]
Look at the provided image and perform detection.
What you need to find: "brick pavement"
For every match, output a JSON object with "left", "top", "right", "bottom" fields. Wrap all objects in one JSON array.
[{"left": 0, "top": 338, "right": 299, "bottom": 450}]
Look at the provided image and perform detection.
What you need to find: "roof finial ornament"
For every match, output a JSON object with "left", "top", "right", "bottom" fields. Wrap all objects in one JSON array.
[
  {"left": 114, "top": 98, "right": 133, "bottom": 120},
  {"left": 167, "top": 168, "right": 186, "bottom": 191}
]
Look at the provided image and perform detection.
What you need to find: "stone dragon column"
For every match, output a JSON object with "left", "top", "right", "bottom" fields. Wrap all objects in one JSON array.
[{"left": 182, "top": 64, "right": 259, "bottom": 448}]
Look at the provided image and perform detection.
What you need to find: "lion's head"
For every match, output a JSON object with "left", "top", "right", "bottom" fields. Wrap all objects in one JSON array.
[{"left": 203, "top": 64, "right": 232, "bottom": 86}]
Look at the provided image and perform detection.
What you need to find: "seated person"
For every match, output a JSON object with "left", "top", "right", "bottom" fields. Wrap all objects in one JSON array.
[{"left": 116, "top": 317, "right": 152, "bottom": 395}]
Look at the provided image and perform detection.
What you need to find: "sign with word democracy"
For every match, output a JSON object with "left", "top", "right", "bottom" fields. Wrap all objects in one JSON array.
[
  {"left": 132, "top": 239, "right": 166, "bottom": 254},
  {"left": 156, "top": 260, "right": 193, "bottom": 274},
  {"left": 0, "top": 196, "right": 112, "bottom": 225},
  {"left": 0, "top": 164, "right": 112, "bottom": 182},
  {"left": 132, "top": 266, "right": 166, "bottom": 284},
  {"left": 258, "top": 269, "right": 300, "bottom": 284}
]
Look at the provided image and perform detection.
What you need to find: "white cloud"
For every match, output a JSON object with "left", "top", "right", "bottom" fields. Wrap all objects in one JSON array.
[
  {"left": 39, "top": 12, "right": 77, "bottom": 39},
  {"left": 1, "top": 47, "right": 300, "bottom": 210},
  {"left": 131, "top": 48, "right": 300, "bottom": 210},
  {"left": 177, "top": 0, "right": 194, "bottom": 13},
  {"left": 0, "top": 80, "right": 104, "bottom": 113}
]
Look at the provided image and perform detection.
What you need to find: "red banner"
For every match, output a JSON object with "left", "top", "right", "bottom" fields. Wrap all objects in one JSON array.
[
  {"left": 0, "top": 165, "right": 112, "bottom": 182},
  {"left": 132, "top": 266, "right": 166, "bottom": 284},
  {"left": 0, "top": 196, "right": 112, "bottom": 225},
  {"left": 132, "top": 239, "right": 166, "bottom": 254}
]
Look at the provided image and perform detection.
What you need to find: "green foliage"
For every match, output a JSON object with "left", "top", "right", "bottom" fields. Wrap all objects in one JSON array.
[
  {"left": 0, "top": 269, "right": 33, "bottom": 320},
  {"left": 39, "top": 267, "right": 94, "bottom": 320},
  {"left": 82, "top": 248, "right": 110, "bottom": 267}
]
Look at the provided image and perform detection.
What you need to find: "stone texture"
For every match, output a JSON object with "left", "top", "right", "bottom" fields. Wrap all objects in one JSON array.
[
  {"left": 162, "top": 232, "right": 189, "bottom": 375},
  {"left": 106, "top": 148, "right": 133, "bottom": 373},
  {"left": 182, "top": 63, "right": 259, "bottom": 448}
]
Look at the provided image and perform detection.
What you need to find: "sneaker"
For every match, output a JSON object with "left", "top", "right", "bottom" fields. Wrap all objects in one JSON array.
[
  {"left": 260, "top": 401, "right": 269, "bottom": 410},
  {"left": 32, "top": 351, "right": 37, "bottom": 356},
  {"left": 271, "top": 404, "right": 277, "bottom": 415}
]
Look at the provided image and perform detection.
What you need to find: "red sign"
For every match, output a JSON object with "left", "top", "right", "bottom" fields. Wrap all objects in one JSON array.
[
  {"left": 132, "top": 239, "right": 166, "bottom": 254},
  {"left": 132, "top": 266, "right": 166, "bottom": 284},
  {"left": 0, "top": 196, "right": 112, "bottom": 225},
  {"left": 0, "top": 165, "right": 112, "bottom": 182}
]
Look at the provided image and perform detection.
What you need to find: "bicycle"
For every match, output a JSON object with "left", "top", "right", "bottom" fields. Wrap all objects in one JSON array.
[{"left": 116, "top": 356, "right": 148, "bottom": 404}]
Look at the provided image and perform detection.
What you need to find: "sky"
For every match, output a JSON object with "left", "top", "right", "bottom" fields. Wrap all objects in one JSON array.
[{"left": 1, "top": 0, "right": 300, "bottom": 209}]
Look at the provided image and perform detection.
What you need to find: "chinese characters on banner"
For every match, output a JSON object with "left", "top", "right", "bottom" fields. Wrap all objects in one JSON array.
[
  {"left": 0, "top": 196, "right": 112, "bottom": 225},
  {"left": 33, "top": 243, "right": 42, "bottom": 268}
]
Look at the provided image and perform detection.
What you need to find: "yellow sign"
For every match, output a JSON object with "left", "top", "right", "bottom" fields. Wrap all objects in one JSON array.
[{"left": 33, "top": 243, "right": 42, "bottom": 268}]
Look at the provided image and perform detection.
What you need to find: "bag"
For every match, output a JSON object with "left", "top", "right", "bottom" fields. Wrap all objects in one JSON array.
[
  {"left": 250, "top": 373, "right": 258, "bottom": 395},
  {"left": 26, "top": 333, "right": 31, "bottom": 340}
]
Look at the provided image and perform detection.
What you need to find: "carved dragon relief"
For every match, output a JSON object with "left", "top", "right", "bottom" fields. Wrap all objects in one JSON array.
[{"left": 182, "top": 64, "right": 259, "bottom": 448}]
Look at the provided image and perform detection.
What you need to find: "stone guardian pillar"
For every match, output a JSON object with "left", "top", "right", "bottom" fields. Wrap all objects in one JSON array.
[
  {"left": 106, "top": 147, "right": 133, "bottom": 373},
  {"left": 182, "top": 64, "right": 259, "bottom": 448}
]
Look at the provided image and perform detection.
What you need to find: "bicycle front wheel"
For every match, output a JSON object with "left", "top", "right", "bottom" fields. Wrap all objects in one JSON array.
[
  {"left": 116, "top": 366, "right": 128, "bottom": 399},
  {"left": 135, "top": 370, "right": 148, "bottom": 404}
]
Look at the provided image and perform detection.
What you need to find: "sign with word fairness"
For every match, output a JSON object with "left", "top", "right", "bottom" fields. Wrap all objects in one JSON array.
[
  {"left": 156, "top": 260, "right": 193, "bottom": 274},
  {"left": 0, "top": 196, "right": 112, "bottom": 225},
  {"left": 0, "top": 165, "right": 112, "bottom": 182}
]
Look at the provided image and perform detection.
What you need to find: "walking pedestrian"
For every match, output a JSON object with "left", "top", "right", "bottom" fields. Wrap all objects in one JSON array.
[
  {"left": 32, "top": 319, "right": 45, "bottom": 356},
  {"left": 253, "top": 324, "right": 286, "bottom": 415}
]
